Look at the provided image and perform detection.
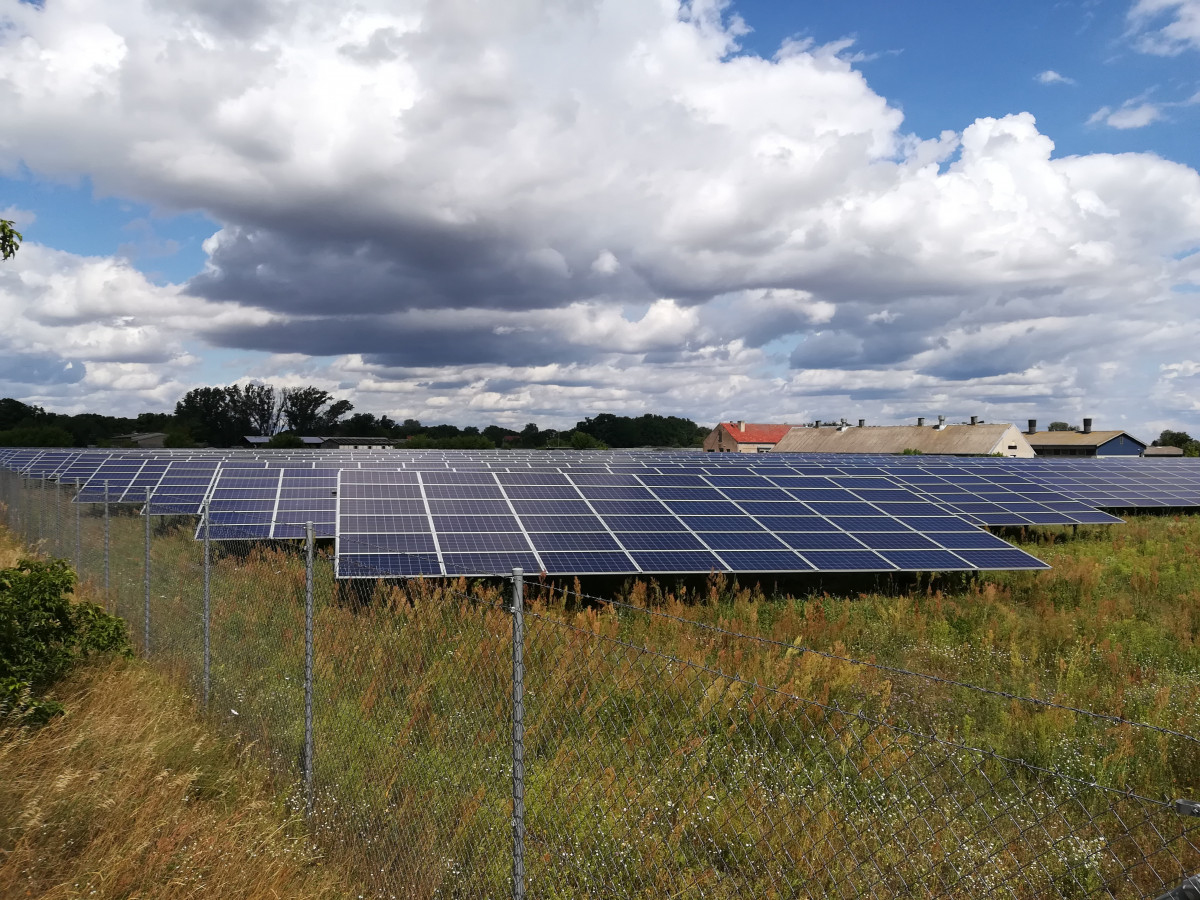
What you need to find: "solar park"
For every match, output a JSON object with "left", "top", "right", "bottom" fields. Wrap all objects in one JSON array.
[{"left": 4, "top": 445, "right": 1200, "bottom": 580}]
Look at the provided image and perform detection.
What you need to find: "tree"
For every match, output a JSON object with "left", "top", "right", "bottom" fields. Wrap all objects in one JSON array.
[
  {"left": 0, "top": 219, "right": 21, "bottom": 261},
  {"left": 1155, "top": 429, "right": 1200, "bottom": 456},
  {"left": 0, "top": 398, "right": 42, "bottom": 431},
  {"left": 570, "top": 430, "right": 607, "bottom": 449},
  {"left": 1048, "top": 422, "right": 1073, "bottom": 432},
  {"left": 281, "top": 387, "right": 353, "bottom": 434},
  {"left": 1155, "top": 429, "right": 1194, "bottom": 448},
  {"left": 267, "top": 432, "right": 305, "bottom": 448},
  {"left": 241, "top": 383, "right": 283, "bottom": 437},
  {"left": 0, "top": 425, "right": 74, "bottom": 447}
]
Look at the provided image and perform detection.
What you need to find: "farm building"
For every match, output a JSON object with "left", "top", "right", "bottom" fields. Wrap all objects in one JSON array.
[
  {"left": 1143, "top": 445, "right": 1185, "bottom": 457},
  {"left": 771, "top": 418, "right": 1035, "bottom": 457},
  {"left": 110, "top": 432, "right": 168, "bottom": 448},
  {"left": 702, "top": 421, "right": 799, "bottom": 453},
  {"left": 1024, "top": 419, "right": 1146, "bottom": 457}
]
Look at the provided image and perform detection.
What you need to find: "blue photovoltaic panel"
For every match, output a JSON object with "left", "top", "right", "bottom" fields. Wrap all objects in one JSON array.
[
  {"left": 539, "top": 552, "right": 638, "bottom": 574},
  {"left": 616, "top": 532, "right": 707, "bottom": 551},
  {"left": 627, "top": 550, "right": 727, "bottom": 572},
  {"left": 777, "top": 532, "right": 866, "bottom": 550},
  {"left": 717, "top": 550, "right": 814, "bottom": 571},
  {"left": 795, "top": 550, "right": 895, "bottom": 571}
]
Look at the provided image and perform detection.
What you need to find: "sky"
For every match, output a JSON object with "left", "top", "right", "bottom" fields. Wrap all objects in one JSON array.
[{"left": 1, "top": 0, "right": 1199, "bottom": 438}]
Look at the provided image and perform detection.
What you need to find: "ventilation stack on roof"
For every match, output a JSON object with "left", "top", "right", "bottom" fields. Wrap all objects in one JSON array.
[
  {"left": 970, "top": 416, "right": 978, "bottom": 425},
  {"left": 1082, "top": 418, "right": 1092, "bottom": 434},
  {"left": 917, "top": 417, "right": 925, "bottom": 427},
  {"left": 936, "top": 415, "right": 946, "bottom": 431},
  {"left": 1028, "top": 419, "right": 1037, "bottom": 435},
  {"left": 858, "top": 419, "right": 866, "bottom": 428}
]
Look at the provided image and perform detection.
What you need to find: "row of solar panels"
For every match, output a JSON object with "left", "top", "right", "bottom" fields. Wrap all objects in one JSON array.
[
  {"left": 3, "top": 446, "right": 1195, "bottom": 578},
  {"left": 0, "top": 447, "right": 1129, "bottom": 529}
]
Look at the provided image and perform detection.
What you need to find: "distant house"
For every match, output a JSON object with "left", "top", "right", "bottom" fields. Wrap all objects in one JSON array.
[
  {"left": 1024, "top": 419, "right": 1146, "bottom": 457},
  {"left": 316, "top": 436, "right": 395, "bottom": 450},
  {"left": 111, "top": 432, "right": 168, "bottom": 449},
  {"left": 1143, "top": 445, "right": 1185, "bottom": 457},
  {"left": 244, "top": 435, "right": 395, "bottom": 449},
  {"left": 771, "top": 418, "right": 1035, "bottom": 457},
  {"left": 702, "top": 421, "right": 799, "bottom": 453}
]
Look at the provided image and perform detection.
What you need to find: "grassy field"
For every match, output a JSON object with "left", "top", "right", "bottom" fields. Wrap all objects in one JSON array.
[{"left": 10, "top": 494, "right": 1200, "bottom": 898}]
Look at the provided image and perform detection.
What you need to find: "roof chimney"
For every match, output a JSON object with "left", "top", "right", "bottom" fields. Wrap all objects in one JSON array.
[
  {"left": 1028, "top": 419, "right": 1037, "bottom": 435},
  {"left": 936, "top": 415, "right": 946, "bottom": 430},
  {"left": 858, "top": 419, "right": 865, "bottom": 428},
  {"left": 970, "top": 415, "right": 978, "bottom": 425},
  {"left": 1082, "top": 417, "right": 1092, "bottom": 434},
  {"left": 736, "top": 420, "right": 746, "bottom": 432},
  {"left": 917, "top": 417, "right": 925, "bottom": 427}
]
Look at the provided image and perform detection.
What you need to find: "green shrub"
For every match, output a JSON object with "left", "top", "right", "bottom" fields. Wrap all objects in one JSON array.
[{"left": 0, "top": 558, "right": 130, "bottom": 723}]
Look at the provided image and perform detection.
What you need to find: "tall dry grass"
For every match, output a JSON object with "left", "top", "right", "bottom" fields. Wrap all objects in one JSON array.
[{"left": 0, "top": 515, "right": 359, "bottom": 900}]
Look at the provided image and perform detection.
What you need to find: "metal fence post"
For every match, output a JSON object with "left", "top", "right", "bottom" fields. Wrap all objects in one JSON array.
[
  {"left": 103, "top": 481, "right": 110, "bottom": 605},
  {"left": 203, "top": 500, "right": 211, "bottom": 708},
  {"left": 144, "top": 486, "right": 151, "bottom": 658},
  {"left": 53, "top": 478, "right": 61, "bottom": 556},
  {"left": 304, "top": 521, "right": 315, "bottom": 820},
  {"left": 511, "top": 567, "right": 527, "bottom": 900},
  {"left": 37, "top": 477, "right": 44, "bottom": 547},
  {"left": 74, "top": 480, "right": 82, "bottom": 573}
]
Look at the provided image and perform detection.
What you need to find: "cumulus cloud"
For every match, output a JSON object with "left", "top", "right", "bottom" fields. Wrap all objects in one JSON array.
[
  {"left": 0, "top": 242, "right": 265, "bottom": 411},
  {"left": 1036, "top": 70, "right": 1075, "bottom": 85},
  {"left": 0, "top": 0, "right": 1198, "bottom": 433},
  {"left": 1128, "top": 0, "right": 1200, "bottom": 55}
]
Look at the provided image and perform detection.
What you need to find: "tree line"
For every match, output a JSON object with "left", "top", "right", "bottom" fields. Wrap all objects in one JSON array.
[{"left": 0, "top": 386, "right": 710, "bottom": 450}]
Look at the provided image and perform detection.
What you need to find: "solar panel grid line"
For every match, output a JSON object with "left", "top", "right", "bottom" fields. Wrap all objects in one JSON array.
[
  {"left": 266, "top": 468, "right": 286, "bottom": 539},
  {"left": 416, "top": 472, "right": 448, "bottom": 576}
]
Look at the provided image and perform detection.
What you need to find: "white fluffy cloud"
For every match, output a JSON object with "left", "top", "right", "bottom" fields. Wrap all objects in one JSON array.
[{"left": 1, "top": 0, "right": 1199, "bottom": 435}]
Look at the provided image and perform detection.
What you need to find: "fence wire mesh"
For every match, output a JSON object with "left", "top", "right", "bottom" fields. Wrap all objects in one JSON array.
[{"left": 0, "top": 469, "right": 1198, "bottom": 900}]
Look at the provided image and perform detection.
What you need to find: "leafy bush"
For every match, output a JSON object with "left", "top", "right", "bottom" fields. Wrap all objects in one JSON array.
[{"left": 0, "top": 558, "right": 129, "bottom": 723}]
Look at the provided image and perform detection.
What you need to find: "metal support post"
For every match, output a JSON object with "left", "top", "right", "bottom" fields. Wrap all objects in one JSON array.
[
  {"left": 37, "top": 477, "right": 44, "bottom": 547},
  {"left": 144, "top": 487, "right": 151, "bottom": 658},
  {"left": 74, "top": 480, "right": 82, "bottom": 573},
  {"left": 103, "top": 482, "right": 110, "bottom": 606},
  {"left": 203, "top": 501, "right": 211, "bottom": 707},
  {"left": 304, "top": 521, "right": 315, "bottom": 820},
  {"left": 511, "top": 568, "right": 527, "bottom": 900},
  {"left": 53, "top": 479, "right": 61, "bottom": 556}
]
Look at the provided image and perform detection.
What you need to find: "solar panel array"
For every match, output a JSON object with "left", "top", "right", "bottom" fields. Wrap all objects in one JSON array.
[
  {"left": 334, "top": 468, "right": 1040, "bottom": 577},
  {"left": 5, "top": 445, "right": 1200, "bottom": 578}
]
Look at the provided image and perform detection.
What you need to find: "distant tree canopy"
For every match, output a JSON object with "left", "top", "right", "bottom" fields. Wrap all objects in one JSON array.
[
  {"left": 0, "top": 391, "right": 706, "bottom": 451},
  {"left": 574, "top": 413, "right": 707, "bottom": 448},
  {"left": 1048, "top": 421, "right": 1074, "bottom": 432}
]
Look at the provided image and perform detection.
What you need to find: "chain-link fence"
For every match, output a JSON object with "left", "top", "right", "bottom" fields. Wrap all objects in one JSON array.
[{"left": 1, "top": 468, "right": 1198, "bottom": 899}]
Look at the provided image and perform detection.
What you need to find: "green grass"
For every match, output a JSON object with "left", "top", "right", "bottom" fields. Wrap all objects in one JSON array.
[{"left": 14, "top": 490, "right": 1200, "bottom": 899}]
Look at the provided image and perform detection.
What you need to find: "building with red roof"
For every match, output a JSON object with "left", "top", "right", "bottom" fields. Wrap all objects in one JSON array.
[{"left": 702, "top": 421, "right": 798, "bottom": 453}]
